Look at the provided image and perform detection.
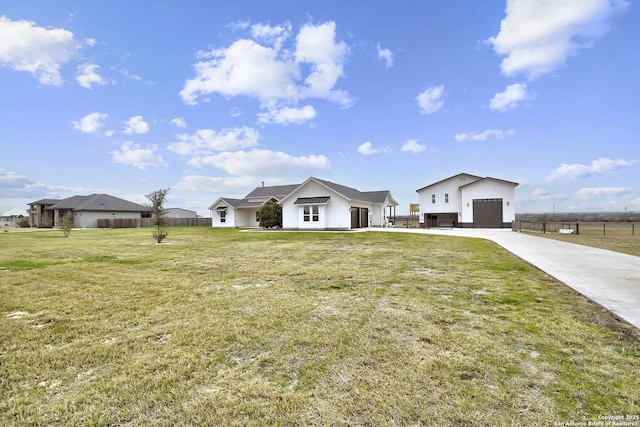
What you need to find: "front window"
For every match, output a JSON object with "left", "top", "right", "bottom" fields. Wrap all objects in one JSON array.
[
  {"left": 303, "top": 205, "right": 319, "bottom": 222},
  {"left": 255, "top": 211, "right": 260, "bottom": 222},
  {"left": 432, "top": 194, "right": 436, "bottom": 203},
  {"left": 445, "top": 193, "right": 449, "bottom": 203}
]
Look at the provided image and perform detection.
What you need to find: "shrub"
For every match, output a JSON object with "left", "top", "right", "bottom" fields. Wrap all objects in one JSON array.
[{"left": 259, "top": 200, "right": 282, "bottom": 229}]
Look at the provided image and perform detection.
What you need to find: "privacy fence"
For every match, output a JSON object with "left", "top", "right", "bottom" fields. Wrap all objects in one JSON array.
[
  {"left": 513, "top": 221, "right": 637, "bottom": 236},
  {"left": 97, "top": 217, "right": 211, "bottom": 228}
]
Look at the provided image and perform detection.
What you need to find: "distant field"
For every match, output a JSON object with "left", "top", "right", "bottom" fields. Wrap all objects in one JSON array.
[
  {"left": 1, "top": 228, "right": 638, "bottom": 426},
  {"left": 516, "top": 221, "right": 640, "bottom": 257}
]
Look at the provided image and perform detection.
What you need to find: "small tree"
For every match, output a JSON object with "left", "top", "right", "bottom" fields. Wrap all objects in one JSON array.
[
  {"left": 60, "top": 216, "right": 74, "bottom": 237},
  {"left": 259, "top": 200, "right": 282, "bottom": 229},
  {"left": 145, "top": 188, "right": 170, "bottom": 243}
]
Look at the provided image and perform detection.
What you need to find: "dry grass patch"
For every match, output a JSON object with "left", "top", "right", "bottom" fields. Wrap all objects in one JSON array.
[{"left": 0, "top": 228, "right": 638, "bottom": 426}]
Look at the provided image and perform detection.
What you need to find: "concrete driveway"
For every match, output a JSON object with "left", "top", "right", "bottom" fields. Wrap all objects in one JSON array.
[{"left": 370, "top": 227, "right": 640, "bottom": 330}]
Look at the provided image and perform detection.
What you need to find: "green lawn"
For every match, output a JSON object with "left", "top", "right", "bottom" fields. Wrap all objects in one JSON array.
[{"left": 1, "top": 227, "right": 638, "bottom": 426}]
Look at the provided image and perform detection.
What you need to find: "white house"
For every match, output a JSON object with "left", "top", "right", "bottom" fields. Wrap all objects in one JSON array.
[
  {"left": 209, "top": 184, "right": 300, "bottom": 228},
  {"left": 416, "top": 173, "right": 518, "bottom": 228},
  {"left": 209, "top": 178, "right": 398, "bottom": 230}
]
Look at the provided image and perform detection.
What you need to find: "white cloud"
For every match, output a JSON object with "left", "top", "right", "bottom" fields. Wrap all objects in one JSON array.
[
  {"left": 257, "top": 105, "right": 317, "bottom": 125},
  {"left": 487, "top": 0, "right": 628, "bottom": 79},
  {"left": 167, "top": 127, "right": 259, "bottom": 156},
  {"left": 0, "top": 16, "right": 79, "bottom": 85},
  {"left": 251, "top": 22, "right": 292, "bottom": 51},
  {"left": 377, "top": 43, "right": 394, "bottom": 68},
  {"left": 180, "top": 21, "right": 352, "bottom": 120},
  {"left": 401, "top": 139, "right": 427, "bottom": 153},
  {"left": 180, "top": 38, "right": 298, "bottom": 105},
  {"left": 171, "top": 117, "right": 187, "bottom": 128},
  {"left": 76, "top": 63, "right": 106, "bottom": 89},
  {"left": 358, "top": 141, "right": 379, "bottom": 156},
  {"left": 294, "top": 21, "right": 351, "bottom": 104},
  {"left": 72, "top": 112, "right": 109, "bottom": 134},
  {"left": 416, "top": 85, "right": 444, "bottom": 115},
  {"left": 123, "top": 116, "right": 150, "bottom": 135},
  {"left": 532, "top": 188, "right": 549, "bottom": 197},
  {"left": 576, "top": 186, "right": 631, "bottom": 200},
  {"left": 0, "top": 168, "right": 99, "bottom": 198},
  {"left": 545, "top": 157, "right": 637, "bottom": 182},
  {"left": 489, "top": 83, "right": 533, "bottom": 111},
  {"left": 110, "top": 142, "right": 167, "bottom": 169},
  {"left": 455, "top": 129, "right": 515, "bottom": 142},
  {"left": 189, "top": 149, "right": 331, "bottom": 177}
]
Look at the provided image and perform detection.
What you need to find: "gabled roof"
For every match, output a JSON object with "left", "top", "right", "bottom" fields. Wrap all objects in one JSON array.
[
  {"left": 245, "top": 184, "right": 300, "bottom": 200},
  {"left": 29, "top": 198, "right": 61, "bottom": 206},
  {"left": 416, "top": 173, "right": 483, "bottom": 192},
  {"left": 209, "top": 184, "right": 301, "bottom": 211},
  {"left": 281, "top": 177, "right": 398, "bottom": 206},
  {"left": 362, "top": 190, "right": 398, "bottom": 205},
  {"left": 459, "top": 176, "right": 519, "bottom": 188},
  {"left": 46, "top": 194, "right": 150, "bottom": 212},
  {"left": 208, "top": 197, "right": 244, "bottom": 210},
  {"left": 211, "top": 177, "right": 398, "bottom": 211}
]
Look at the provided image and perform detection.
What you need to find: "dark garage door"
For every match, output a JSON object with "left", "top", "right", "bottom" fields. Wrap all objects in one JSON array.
[
  {"left": 473, "top": 199, "right": 503, "bottom": 228},
  {"left": 350, "top": 207, "right": 369, "bottom": 228}
]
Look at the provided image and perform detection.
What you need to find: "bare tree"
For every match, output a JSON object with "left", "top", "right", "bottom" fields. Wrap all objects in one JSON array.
[
  {"left": 145, "top": 188, "right": 170, "bottom": 243},
  {"left": 60, "top": 216, "right": 74, "bottom": 238}
]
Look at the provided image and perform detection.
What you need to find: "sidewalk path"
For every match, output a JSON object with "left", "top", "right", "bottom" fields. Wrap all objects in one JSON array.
[{"left": 370, "top": 227, "right": 640, "bottom": 329}]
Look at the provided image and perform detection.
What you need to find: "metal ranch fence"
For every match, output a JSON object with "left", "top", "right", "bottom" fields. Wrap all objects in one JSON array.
[{"left": 513, "top": 221, "right": 637, "bottom": 236}]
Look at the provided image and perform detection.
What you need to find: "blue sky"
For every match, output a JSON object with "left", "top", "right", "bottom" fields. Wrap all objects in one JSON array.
[{"left": 1, "top": 0, "right": 638, "bottom": 216}]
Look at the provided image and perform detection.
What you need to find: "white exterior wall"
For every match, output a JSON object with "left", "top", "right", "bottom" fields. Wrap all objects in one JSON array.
[
  {"left": 73, "top": 211, "right": 142, "bottom": 228},
  {"left": 282, "top": 181, "right": 351, "bottom": 229},
  {"left": 460, "top": 180, "right": 516, "bottom": 224},
  {"left": 370, "top": 201, "right": 387, "bottom": 227},
  {"left": 235, "top": 208, "right": 262, "bottom": 228},
  {"left": 210, "top": 204, "right": 236, "bottom": 228},
  {"left": 418, "top": 175, "right": 480, "bottom": 219}
]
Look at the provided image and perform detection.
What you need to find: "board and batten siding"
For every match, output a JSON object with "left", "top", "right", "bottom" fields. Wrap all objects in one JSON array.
[
  {"left": 282, "top": 180, "right": 351, "bottom": 229},
  {"left": 211, "top": 204, "right": 236, "bottom": 228},
  {"left": 460, "top": 179, "right": 516, "bottom": 226},
  {"left": 418, "top": 174, "right": 480, "bottom": 217}
]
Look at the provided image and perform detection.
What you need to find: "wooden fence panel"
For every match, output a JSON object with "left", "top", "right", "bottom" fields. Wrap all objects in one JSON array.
[{"left": 97, "top": 217, "right": 211, "bottom": 228}]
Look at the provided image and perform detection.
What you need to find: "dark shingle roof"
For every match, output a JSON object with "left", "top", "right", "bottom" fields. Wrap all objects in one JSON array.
[
  {"left": 46, "top": 194, "right": 151, "bottom": 212},
  {"left": 29, "top": 198, "right": 61, "bottom": 206},
  {"left": 311, "top": 178, "right": 397, "bottom": 205},
  {"left": 245, "top": 184, "right": 300, "bottom": 200}
]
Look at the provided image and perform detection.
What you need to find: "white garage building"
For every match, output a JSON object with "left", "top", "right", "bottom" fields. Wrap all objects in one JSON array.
[{"left": 417, "top": 173, "right": 518, "bottom": 228}]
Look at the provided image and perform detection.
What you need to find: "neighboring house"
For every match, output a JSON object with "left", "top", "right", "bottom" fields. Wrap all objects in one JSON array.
[
  {"left": 209, "top": 177, "right": 398, "bottom": 230},
  {"left": 165, "top": 208, "right": 198, "bottom": 218},
  {"left": 416, "top": 173, "right": 518, "bottom": 228},
  {"left": 1, "top": 208, "right": 25, "bottom": 227},
  {"left": 28, "top": 199, "right": 59, "bottom": 228},
  {"left": 28, "top": 194, "right": 151, "bottom": 228}
]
